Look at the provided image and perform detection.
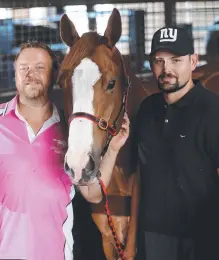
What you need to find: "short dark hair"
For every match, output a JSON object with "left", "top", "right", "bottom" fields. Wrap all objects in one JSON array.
[{"left": 15, "top": 40, "right": 59, "bottom": 73}]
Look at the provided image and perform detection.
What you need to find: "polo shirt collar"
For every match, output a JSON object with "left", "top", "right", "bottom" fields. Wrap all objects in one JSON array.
[
  {"left": 4, "top": 94, "right": 18, "bottom": 115},
  {"left": 5, "top": 94, "right": 60, "bottom": 123}
]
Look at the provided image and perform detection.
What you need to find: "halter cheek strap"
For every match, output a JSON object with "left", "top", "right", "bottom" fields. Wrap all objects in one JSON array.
[{"left": 68, "top": 112, "right": 117, "bottom": 136}]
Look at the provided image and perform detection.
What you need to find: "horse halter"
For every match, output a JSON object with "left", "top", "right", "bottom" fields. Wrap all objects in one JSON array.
[{"left": 68, "top": 56, "right": 131, "bottom": 156}]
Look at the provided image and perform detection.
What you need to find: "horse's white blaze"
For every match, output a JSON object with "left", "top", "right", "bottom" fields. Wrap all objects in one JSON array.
[{"left": 66, "top": 58, "right": 102, "bottom": 179}]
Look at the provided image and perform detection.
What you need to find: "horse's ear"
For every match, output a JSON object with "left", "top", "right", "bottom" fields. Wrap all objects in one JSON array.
[
  {"left": 60, "top": 14, "right": 80, "bottom": 47},
  {"left": 104, "top": 8, "right": 122, "bottom": 48}
]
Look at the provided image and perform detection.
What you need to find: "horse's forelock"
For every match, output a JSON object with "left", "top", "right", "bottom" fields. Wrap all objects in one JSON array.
[{"left": 60, "top": 32, "right": 105, "bottom": 74}]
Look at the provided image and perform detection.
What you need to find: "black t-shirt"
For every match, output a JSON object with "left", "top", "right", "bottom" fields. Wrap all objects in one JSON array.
[{"left": 135, "top": 80, "right": 219, "bottom": 237}]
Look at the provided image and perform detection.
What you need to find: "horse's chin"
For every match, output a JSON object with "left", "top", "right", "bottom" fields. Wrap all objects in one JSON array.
[
  {"left": 72, "top": 176, "right": 98, "bottom": 186},
  {"left": 70, "top": 167, "right": 100, "bottom": 186}
]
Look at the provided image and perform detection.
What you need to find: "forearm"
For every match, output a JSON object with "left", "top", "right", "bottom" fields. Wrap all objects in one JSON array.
[
  {"left": 78, "top": 147, "right": 119, "bottom": 203},
  {"left": 77, "top": 180, "right": 101, "bottom": 203},
  {"left": 78, "top": 114, "right": 129, "bottom": 204},
  {"left": 98, "top": 147, "right": 119, "bottom": 188}
]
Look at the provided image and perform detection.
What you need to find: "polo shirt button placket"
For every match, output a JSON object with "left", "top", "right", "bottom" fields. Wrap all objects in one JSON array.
[{"left": 164, "top": 105, "right": 168, "bottom": 123}]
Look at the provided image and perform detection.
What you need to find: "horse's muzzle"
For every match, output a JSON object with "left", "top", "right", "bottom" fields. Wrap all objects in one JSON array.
[{"left": 64, "top": 153, "right": 99, "bottom": 185}]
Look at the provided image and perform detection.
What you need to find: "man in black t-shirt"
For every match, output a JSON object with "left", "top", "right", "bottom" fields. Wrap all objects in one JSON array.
[{"left": 135, "top": 26, "right": 219, "bottom": 260}]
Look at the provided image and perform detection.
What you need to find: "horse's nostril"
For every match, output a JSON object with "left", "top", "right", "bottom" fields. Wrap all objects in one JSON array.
[
  {"left": 64, "top": 161, "right": 69, "bottom": 172},
  {"left": 85, "top": 154, "right": 96, "bottom": 173},
  {"left": 64, "top": 161, "right": 75, "bottom": 178}
]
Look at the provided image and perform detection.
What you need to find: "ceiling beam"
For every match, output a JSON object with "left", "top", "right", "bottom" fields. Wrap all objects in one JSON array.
[{"left": 0, "top": 0, "right": 215, "bottom": 8}]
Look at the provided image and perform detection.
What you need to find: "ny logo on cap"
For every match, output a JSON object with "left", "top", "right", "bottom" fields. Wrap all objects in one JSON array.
[{"left": 160, "top": 28, "right": 177, "bottom": 42}]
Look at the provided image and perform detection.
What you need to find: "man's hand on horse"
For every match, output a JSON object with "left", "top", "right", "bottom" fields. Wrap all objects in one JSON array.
[{"left": 109, "top": 113, "right": 130, "bottom": 152}]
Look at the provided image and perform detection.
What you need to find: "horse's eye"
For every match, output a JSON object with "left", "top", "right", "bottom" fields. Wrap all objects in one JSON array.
[{"left": 107, "top": 78, "right": 116, "bottom": 90}]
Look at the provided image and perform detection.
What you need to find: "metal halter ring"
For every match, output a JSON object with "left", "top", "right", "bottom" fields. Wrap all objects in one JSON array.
[{"left": 98, "top": 118, "right": 108, "bottom": 130}]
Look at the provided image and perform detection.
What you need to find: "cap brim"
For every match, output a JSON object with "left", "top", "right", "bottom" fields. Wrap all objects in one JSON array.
[{"left": 149, "top": 46, "right": 189, "bottom": 56}]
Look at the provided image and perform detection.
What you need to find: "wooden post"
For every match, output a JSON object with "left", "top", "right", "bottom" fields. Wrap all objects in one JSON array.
[
  {"left": 87, "top": 4, "right": 96, "bottom": 31},
  {"left": 165, "top": 0, "right": 176, "bottom": 27}
]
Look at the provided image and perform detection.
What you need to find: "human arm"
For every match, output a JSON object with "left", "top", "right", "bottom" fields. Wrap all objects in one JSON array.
[
  {"left": 123, "top": 166, "right": 140, "bottom": 260},
  {"left": 78, "top": 113, "right": 130, "bottom": 203}
]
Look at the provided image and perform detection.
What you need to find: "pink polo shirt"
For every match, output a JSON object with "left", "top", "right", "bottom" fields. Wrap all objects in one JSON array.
[{"left": 0, "top": 96, "right": 74, "bottom": 260}]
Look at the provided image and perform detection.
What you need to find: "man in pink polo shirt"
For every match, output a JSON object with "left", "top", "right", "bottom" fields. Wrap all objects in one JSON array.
[{"left": 0, "top": 41, "right": 129, "bottom": 260}]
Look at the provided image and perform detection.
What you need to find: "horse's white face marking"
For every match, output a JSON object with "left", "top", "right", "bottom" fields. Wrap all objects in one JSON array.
[{"left": 65, "top": 58, "right": 102, "bottom": 180}]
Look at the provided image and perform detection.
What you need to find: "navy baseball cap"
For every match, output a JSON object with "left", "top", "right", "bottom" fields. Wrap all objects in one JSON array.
[{"left": 150, "top": 26, "right": 194, "bottom": 56}]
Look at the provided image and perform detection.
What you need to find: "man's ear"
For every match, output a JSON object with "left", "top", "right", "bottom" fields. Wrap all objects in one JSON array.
[
  {"left": 52, "top": 69, "right": 59, "bottom": 86},
  {"left": 149, "top": 57, "right": 153, "bottom": 71},
  {"left": 191, "top": 53, "right": 199, "bottom": 71}
]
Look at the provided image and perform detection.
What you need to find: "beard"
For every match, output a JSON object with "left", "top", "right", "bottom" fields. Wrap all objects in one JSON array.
[
  {"left": 158, "top": 73, "right": 188, "bottom": 93},
  {"left": 24, "top": 85, "right": 46, "bottom": 98},
  {"left": 18, "top": 77, "right": 51, "bottom": 106}
]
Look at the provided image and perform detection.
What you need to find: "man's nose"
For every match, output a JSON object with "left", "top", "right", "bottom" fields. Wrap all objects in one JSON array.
[
  {"left": 26, "top": 67, "right": 36, "bottom": 75},
  {"left": 163, "top": 60, "right": 172, "bottom": 73}
]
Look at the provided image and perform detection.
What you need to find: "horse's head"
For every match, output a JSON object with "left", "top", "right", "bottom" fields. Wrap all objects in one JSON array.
[{"left": 59, "top": 9, "right": 127, "bottom": 185}]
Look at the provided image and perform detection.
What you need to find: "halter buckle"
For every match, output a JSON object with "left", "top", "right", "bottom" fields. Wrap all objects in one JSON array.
[{"left": 98, "top": 118, "right": 108, "bottom": 130}]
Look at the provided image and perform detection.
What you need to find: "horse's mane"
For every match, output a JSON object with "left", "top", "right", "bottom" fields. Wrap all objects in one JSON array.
[{"left": 59, "top": 32, "right": 108, "bottom": 73}]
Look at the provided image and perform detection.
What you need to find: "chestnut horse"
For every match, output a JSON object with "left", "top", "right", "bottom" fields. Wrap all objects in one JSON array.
[{"left": 58, "top": 8, "right": 147, "bottom": 260}]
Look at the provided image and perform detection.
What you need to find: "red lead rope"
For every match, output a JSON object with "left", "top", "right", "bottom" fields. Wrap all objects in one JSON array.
[{"left": 98, "top": 177, "right": 127, "bottom": 260}]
